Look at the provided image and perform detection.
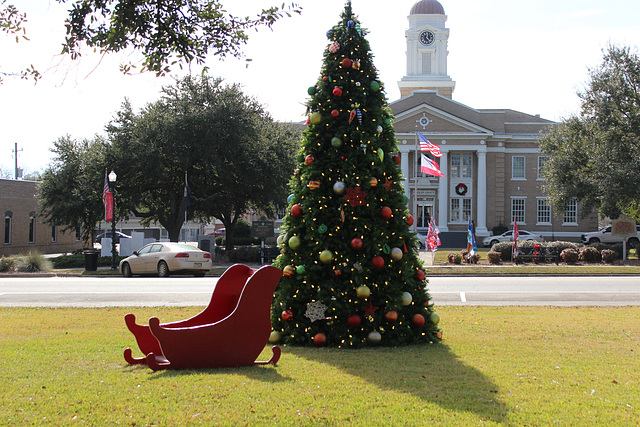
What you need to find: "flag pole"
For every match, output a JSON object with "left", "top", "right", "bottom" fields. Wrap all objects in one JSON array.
[
  {"left": 414, "top": 131, "right": 419, "bottom": 233},
  {"left": 184, "top": 171, "right": 188, "bottom": 242}
]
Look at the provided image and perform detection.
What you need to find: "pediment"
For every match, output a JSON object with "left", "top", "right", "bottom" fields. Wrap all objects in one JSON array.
[{"left": 393, "top": 103, "right": 493, "bottom": 136}]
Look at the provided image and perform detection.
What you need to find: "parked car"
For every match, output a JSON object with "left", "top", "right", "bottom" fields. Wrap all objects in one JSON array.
[
  {"left": 482, "top": 230, "right": 544, "bottom": 247},
  {"left": 205, "top": 228, "right": 226, "bottom": 237},
  {"left": 581, "top": 225, "right": 640, "bottom": 248},
  {"left": 95, "top": 231, "right": 131, "bottom": 244},
  {"left": 119, "top": 242, "right": 212, "bottom": 277}
]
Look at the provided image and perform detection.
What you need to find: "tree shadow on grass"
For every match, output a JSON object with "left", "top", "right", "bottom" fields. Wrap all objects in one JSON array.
[{"left": 284, "top": 344, "right": 507, "bottom": 423}]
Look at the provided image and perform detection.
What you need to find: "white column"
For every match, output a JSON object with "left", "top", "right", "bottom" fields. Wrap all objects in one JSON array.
[
  {"left": 401, "top": 150, "right": 410, "bottom": 211},
  {"left": 437, "top": 149, "right": 448, "bottom": 232},
  {"left": 476, "top": 147, "right": 488, "bottom": 236}
]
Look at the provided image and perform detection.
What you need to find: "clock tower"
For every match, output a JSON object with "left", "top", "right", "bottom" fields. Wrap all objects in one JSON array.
[{"left": 398, "top": 0, "right": 455, "bottom": 99}]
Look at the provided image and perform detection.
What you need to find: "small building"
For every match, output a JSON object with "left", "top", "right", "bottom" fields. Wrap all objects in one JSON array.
[{"left": 1, "top": 179, "right": 82, "bottom": 257}]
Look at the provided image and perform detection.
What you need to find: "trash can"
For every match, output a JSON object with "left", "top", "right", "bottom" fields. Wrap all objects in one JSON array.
[{"left": 83, "top": 249, "right": 99, "bottom": 271}]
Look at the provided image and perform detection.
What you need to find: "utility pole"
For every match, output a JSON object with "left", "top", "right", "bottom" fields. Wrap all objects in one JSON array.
[{"left": 12, "top": 142, "right": 23, "bottom": 180}]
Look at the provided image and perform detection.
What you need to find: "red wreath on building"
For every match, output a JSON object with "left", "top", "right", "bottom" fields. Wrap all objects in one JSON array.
[{"left": 455, "top": 183, "right": 468, "bottom": 196}]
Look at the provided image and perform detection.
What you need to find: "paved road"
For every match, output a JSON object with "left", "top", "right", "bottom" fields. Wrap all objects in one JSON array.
[{"left": 1, "top": 275, "right": 639, "bottom": 307}]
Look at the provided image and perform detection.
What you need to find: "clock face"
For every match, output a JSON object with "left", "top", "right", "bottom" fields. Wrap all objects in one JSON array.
[{"left": 419, "top": 30, "right": 435, "bottom": 46}]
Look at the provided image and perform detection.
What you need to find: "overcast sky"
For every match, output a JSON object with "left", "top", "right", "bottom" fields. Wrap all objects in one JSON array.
[{"left": 1, "top": 0, "right": 639, "bottom": 176}]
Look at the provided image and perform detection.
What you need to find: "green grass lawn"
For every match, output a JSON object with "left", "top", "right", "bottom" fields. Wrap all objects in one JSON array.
[{"left": 1, "top": 306, "right": 638, "bottom": 425}]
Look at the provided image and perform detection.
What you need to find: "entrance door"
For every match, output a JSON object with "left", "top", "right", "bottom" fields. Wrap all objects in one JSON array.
[{"left": 416, "top": 202, "right": 433, "bottom": 229}]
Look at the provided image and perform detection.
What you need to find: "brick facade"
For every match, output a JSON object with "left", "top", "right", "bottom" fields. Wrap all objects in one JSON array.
[{"left": 1, "top": 179, "right": 82, "bottom": 257}]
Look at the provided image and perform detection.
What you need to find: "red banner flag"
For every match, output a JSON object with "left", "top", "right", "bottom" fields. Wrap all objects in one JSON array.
[{"left": 104, "top": 191, "right": 114, "bottom": 222}]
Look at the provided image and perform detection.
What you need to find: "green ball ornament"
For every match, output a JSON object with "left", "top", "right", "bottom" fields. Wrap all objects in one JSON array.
[
  {"left": 384, "top": 118, "right": 391, "bottom": 126},
  {"left": 307, "top": 86, "right": 316, "bottom": 95},
  {"left": 370, "top": 81, "right": 380, "bottom": 92},
  {"left": 288, "top": 236, "right": 301, "bottom": 250},
  {"left": 319, "top": 249, "right": 333, "bottom": 264},
  {"left": 377, "top": 148, "right": 384, "bottom": 161},
  {"left": 297, "top": 153, "right": 305, "bottom": 163},
  {"left": 430, "top": 312, "right": 440, "bottom": 325},
  {"left": 296, "top": 265, "right": 306, "bottom": 275},
  {"left": 402, "top": 194, "right": 409, "bottom": 204},
  {"left": 310, "top": 112, "right": 322, "bottom": 125},
  {"left": 331, "top": 136, "right": 342, "bottom": 147}
]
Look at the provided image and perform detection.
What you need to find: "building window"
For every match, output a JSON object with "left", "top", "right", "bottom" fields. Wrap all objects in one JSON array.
[
  {"left": 511, "top": 198, "right": 526, "bottom": 224},
  {"left": 421, "top": 52, "right": 432, "bottom": 74},
  {"left": 563, "top": 199, "right": 578, "bottom": 224},
  {"left": 537, "top": 156, "right": 548, "bottom": 180},
  {"left": 450, "top": 197, "right": 472, "bottom": 223},
  {"left": 28, "top": 212, "right": 36, "bottom": 244},
  {"left": 537, "top": 198, "right": 551, "bottom": 225},
  {"left": 512, "top": 156, "right": 525, "bottom": 180},
  {"left": 451, "top": 153, "right": 473, "bottom": 178},
  {"left": 4, "top": 211, "right": 11, "bottom": 245},
  {"left": 51, "top": 226, "right": 57, "bottom": 243}
]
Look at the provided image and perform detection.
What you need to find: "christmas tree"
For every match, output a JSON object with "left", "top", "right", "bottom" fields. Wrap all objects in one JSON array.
[{"left": 271, "top": 1, "right": 441, "bottom": 348}]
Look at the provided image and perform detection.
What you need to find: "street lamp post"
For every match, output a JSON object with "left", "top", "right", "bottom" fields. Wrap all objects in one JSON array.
[{"left": 108, "top": 170, "right": 118, "bottom": 270}]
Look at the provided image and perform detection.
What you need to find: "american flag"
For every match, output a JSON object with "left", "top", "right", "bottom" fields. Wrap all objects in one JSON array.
[
  {"left": 102, "top": 171, "right": 110, "bottom": 206},
  {"left": 426, "top": 217, "right": 441, "bottom": 252},
  {"left": 418, "top": 132, "right": 442, "bottom": 157}
]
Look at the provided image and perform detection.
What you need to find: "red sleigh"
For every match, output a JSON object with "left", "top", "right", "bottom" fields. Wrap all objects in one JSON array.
[{"left": 123, "top": 264, "right": 283, "bottom": 371}]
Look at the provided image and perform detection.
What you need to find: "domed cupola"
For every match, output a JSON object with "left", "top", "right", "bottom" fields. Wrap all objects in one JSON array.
[
  {"left": 399, "top": 0, "right": 455, "bottom": 98},
  {"left": 410, "top": 0, "right": 445, "bottom": 15}
]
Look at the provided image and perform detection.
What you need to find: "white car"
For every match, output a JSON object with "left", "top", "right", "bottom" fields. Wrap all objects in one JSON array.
[
  {"left": 482, "top": 230, "right": 544, "bottom": 247},
  {"left": 581, "top": 225, "right": 640, "bottom": 248},
  {"left": 119, "top": 242, "right": 212, "bottom": 277}
]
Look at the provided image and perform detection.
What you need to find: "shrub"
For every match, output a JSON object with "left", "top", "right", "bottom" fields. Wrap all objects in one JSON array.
[
  {"left": 560, "top": 248, "right": 579, "bottom": 264},
  {"left": 228, "top": 246, "right": 260, "bottom": 263},
  {"left": 579, "top": 246, "right": 601, "bottom": 263},
  {"left": 546, "top": 241, "right": 579, "bottom": 254},
  {"left": 447, "top": 252, "right": 457, "bottom": 263},
  {"left": 492, "top": 242, "right": 514, "bottom": 261},
  {"left": 15, "top": 251, "right": 52, "bottom": 273},
  {"left": 453, "top": 253, "right": 462, "bottom": 264},
  {"left": 601, "top": 249, "right": 617, "bottom": 263},
  {"left": 487, "top": 251, "right": 501, "bottom": 264},
  {"left": 0, "top": 256, "right": 16, "bottom": 272},
  {"left": 589, "top": 242, "right": 624, "bottom": 260}
]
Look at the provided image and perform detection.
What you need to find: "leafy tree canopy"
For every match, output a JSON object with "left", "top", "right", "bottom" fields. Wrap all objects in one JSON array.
[
  {"left": 539, "top": 44, "right": 640, "bottom": 220},
  {"left": 1, "top": 1, "right": 301, "bottom": 81},
  {"left": 107, "top": 75, "right": 298, "bottom": 243}
]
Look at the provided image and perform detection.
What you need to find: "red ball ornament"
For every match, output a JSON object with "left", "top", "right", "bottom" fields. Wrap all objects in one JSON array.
[
  {"left": 334, "top": 269, "right": 342, "bottom": 276},
  {"left": 415, "top": 269, "right": 426, "bottom": 281},
  {"left": 313, "top": 333, "right": 327, "bottom": 347},
  {"left": 291, "top": 203, "right": 302, "bottom": 217},
  {"left": 347, "top": 314, "right": 362, "bottom": 328},
  {"left": 372, "top": 255, "right": 384, "bottom": 270},
  {"left": 392, "top": 155, "right": 401, "bottom": 165},
  {"left": 331, "top": 109, "right": 340, "bottom": 118},
  {"left": 351, "top": 237, "right": 363, "bottom": 250},
  {"left": 406, "top": 214, "right": 414, "bottom": 226},
  {"left": 282, "top": 309, "right": 294, "bottom": 321},
  {"left": 384, "top": 310, "right": 398, "bottom": 323},
  {"left": 305, "top": 154, "right": 314, "bottom": 165},
  {"left": 380, "top": 206, "right": 392, "bottom": 220},
  {"left": 333, "top": 87, "right": 343, "bottom": 97},
  {"left": 323, "top": 76, "right": 329, "bottom": 81},
  {"left": 341, "top": 58, "right": 352, "bottom": 68},
  {"left": 411, "top": 314, "right": 425, "bottom": 328}
]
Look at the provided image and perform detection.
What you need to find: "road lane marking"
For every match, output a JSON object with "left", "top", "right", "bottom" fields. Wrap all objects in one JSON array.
[{"left": 460, "top": 292, "right": 467, "bottom": 302}]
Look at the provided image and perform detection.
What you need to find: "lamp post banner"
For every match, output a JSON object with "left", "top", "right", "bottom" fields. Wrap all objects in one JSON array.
[{"left": 105, "top": 192, "right": 114, "bottom": 222}]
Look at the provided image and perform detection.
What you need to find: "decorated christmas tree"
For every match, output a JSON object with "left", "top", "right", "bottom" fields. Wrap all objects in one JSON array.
[{"left": 271, "top": 1, "right": 441, "bottom": 348}]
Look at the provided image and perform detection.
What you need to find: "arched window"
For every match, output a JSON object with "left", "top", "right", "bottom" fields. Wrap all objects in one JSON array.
[{"left": 28, "top": 211, "right": 36, "bottom": 244}]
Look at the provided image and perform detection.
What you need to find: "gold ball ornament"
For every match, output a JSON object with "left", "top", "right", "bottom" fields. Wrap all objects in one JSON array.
[
  {"left": 356, "top": 285, "right": 371, "bottom": 299},
  {"left": 319, "top": 249, "right": 333, "bottom": 264},
  {"left": 288, "top": 236, "right": 301, "bottom": 249},
  {"left": 401, "top": 291, "right": 413, "bottom": 306},
  {"left": 430, "top": 312, "right": 440, "bottom": 325},
  {"left": 269, "top": 331, "right": 282, "bottom": 344},
  {"left": 367, "top": 331, "right": 382, "bottom": 344},
  {"left": 390, "top": 247, "right": 403, "bottom": 261}
]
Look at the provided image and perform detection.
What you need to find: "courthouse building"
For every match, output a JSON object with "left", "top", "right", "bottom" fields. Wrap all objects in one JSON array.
[{"left": 392, "top": 0, "right": 596, "bottom": 244}]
